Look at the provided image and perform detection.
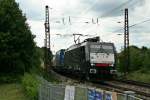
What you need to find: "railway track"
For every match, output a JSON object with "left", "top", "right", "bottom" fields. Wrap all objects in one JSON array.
[
  {"left": 115, "top": 79, "right": 150, "bottom": 88},
  {"left": 100, "top": 80, "right": 150, "bottom": 99}
]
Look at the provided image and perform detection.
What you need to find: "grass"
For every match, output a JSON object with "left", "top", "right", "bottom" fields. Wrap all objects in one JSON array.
[
  {"left": 0, "top": 83, "right": 29, "bottom": 100},
  {"left": 127, "top": 70, "right": 150, "bottom": 83}
]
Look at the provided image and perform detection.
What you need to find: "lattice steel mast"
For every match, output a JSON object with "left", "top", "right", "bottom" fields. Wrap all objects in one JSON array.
[
  {"left": 124, "top": 8, "right": 130, "bottom": 74},
  {"left": 45, "top": 5, "right": 50, "bottom": 50},
  {"left": 44, "top": 5, "right": 50, "bottom": 71}
]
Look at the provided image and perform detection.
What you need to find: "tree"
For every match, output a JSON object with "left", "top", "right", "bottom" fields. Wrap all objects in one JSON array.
[
  {"left": 117, "top": 45, "right": 150, "bottom": 73},
  {"left": 117, "top": 51, "right": 125, "bottom": 73},
  {"left": 0, "top": 0, "right": 37, "bottom": 75},
  {"left": 142, "top": 49, "right": 150, "bottom": 71},
  {"left": 129, "top": 46, "right": 143, "bottom": 71}
]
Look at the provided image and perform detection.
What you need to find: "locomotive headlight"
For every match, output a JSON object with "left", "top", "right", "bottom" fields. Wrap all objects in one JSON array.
[
  {"left": 91, "top": 63, "right": 94, "bottom": 66},
  {"left": 110, "top": 64, "right": 114, "bottom": 67},
  {"left": 90, "top": 69, "right": 97, "bottom": 74},
  {"left": 110, "top": 70, "right": 117, "bottom": 74}
]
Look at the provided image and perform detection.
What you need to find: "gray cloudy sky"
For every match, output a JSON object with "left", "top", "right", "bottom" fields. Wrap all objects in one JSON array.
[{"left": 15, "top": 0, "right": 150, "bottom": 53}]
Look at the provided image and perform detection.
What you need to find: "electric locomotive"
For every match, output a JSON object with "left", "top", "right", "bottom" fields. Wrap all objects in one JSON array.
[{"left": 53, "top": 37, "right": 117, "bottom": 80}]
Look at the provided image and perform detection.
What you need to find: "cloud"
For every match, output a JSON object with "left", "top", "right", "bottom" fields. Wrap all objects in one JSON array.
[
  {"left": 16, "top": 0, "right": 45, "bottom": 20},
  {"left": 81, "top": 0, "right": 146, "bottom": 17},
  {"left": 131, "top": 32, "right": 150, "bottom": 47},
  {"left": 27, "top": 20, "right": 45, "bottom": 46},
  {"left": 15, "top": 0, "right": 150, "bottom": 52}
]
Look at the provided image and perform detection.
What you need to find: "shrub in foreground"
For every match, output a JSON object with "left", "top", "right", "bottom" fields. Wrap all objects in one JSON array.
[{"left": 22, "top": 73, "right": 40, "bottom": 100}]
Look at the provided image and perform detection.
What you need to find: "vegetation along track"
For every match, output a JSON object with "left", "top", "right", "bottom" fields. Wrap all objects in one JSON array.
[{"left": 52, "top": 70, "right": 150, "bottom": 99}]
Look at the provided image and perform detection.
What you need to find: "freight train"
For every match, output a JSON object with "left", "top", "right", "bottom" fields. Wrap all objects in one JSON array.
[{"left": 53, "top": 37, "right": 117, "bottom": 80}]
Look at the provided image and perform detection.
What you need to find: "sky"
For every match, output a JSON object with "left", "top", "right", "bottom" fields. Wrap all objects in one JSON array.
[{"left": 15, "top": 0, "right": 150, "bottom": 53}]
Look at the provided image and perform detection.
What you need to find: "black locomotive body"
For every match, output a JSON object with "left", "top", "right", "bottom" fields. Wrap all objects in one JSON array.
[{"left": 53, "top": 37, "right": 117, "bottom": 80}]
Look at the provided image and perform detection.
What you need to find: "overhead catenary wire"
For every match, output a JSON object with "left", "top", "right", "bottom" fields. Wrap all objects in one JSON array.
[
  {"left": 49, "top": 0, "right": 143, "bottom": 39},
  {"left": 114, "top": 18, "right": 150, "bottom": 33},
  {"left": 100, "top": 0, "right": 134, "bottom": 18},
  {"left": 79, "top": 0, "right": 99, "bottom": 16},
  {"left": 49, "top": 0, "right": 139, "bottom": 24},
  {"left": 129, "top": 19, "right": 150, "bottom": 28},
  {"left": 79, "top": 0, "right": 135, "bottom": 18},
  {"left": 50, "top": 16, "right": 93, "bottom": 25},
  {"left": 71, "top": 0, "right": 137, "bottom": 34},
  {"left": 74, "top": 0, "right": 136, "bottom": 18},
  {"left": 50, "top": 0, "right": 132, "bottom": 25}
]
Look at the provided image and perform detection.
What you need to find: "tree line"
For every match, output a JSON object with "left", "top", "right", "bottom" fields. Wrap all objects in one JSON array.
[
  {"left": 0, "top": 0, "right": 41, "bottom": 78},
  {"left": 117, "top": 46, "right": 150, "bottom": 73}
]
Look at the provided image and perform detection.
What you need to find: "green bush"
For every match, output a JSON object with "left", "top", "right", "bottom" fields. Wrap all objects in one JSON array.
[{"left": 22, "top": 73, "right": 40, "bottom": 100}]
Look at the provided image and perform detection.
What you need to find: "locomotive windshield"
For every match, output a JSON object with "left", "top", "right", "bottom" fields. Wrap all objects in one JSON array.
[
  {"left": 90, "top": 44, "right": 115, "bottom": 64},
  {"left": 90, "top": 44, "right": 114, "bottom": 53}
]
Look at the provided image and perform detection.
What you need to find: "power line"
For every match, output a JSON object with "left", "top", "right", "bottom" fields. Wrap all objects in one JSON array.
[
  {"left": 70, "top": 16, "right": 92, "bottom": 20},
  {"left": 100, "top": 0, "right": 134, "bottom": 18},
  {"left": 79, "top": 0, "right": 99, "bottom": 16},
  {"left": 114, "top": 18, "right": 150, "bottom": 33},
  {"left": 50, "top": 0, "right": 140, "bottom": 22},
  {"left": 80, "top": 0, "right": 134, "bottom": 18},
  {"left": 74, "top": 0, "right": 136, "bottom": 34},
  {"left": 77, "top": 0, "right": 136, "bottom": 18},
  {"left": 49, "top": 0, "right": 133, "bottom": 24},
  {"left": 129, "top": 19, "right": 150, "bottom": 28},
  {"left": 49, "top": 0, "right": 142, "bottom": 38},
  {"left": 101, "top": 0, "right": 144, "bottom": 18},
  {"left": 49, "top": 0, "right": 133, "bottom": 25}
]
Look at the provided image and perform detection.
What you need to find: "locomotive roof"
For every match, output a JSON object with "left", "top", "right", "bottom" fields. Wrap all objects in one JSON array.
[{"left": 66, "top": 41, "right": 114, "bottom": 52}]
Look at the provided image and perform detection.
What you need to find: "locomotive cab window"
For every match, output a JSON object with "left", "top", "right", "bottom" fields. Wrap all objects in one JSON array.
[{"left": 90, "top": 45, "right": 114, "bottom": 53}]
